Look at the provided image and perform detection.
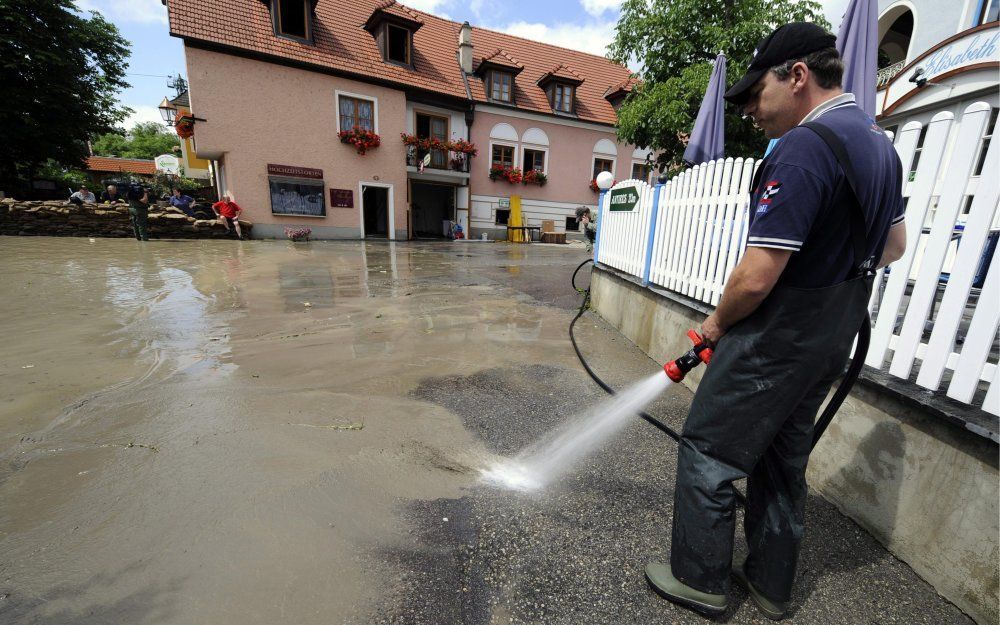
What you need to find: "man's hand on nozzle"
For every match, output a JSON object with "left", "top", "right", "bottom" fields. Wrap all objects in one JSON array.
[{"left": 701, "top": 314, "right": 726, "bottom": 345}]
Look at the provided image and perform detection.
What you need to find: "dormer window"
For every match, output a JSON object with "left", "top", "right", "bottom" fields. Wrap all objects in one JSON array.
[
  {"left": 548, "top": 84, "right": 574, "bottom": 113},
  {"left": 364, "top": 2, "right": 423, "bottom": 67},
  {"left": 475, "top": 49, "right": 524, "bottom": 103},
  {"left": 537, "top": 64, "right": 583, "bottom": 115},
  {"left": 386, "top": 24, "right": 411, "bottom": 64},
  {"left": 489, "top": 71, "right": 513, "bottom": 102},
  {"left": 272, "top": 0, "right": 310, "bottom": 41}
]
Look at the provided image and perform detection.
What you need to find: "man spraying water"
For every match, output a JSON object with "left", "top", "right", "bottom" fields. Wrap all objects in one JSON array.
[{"left": 644, "top": 22, "right": 906, "bottom": 619}]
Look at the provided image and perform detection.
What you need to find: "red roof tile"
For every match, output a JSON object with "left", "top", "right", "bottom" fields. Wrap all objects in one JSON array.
[
  {"left": 166, "top": 0, "right": 633, "bottom": 125},
  {"left": 538, "top": 64, "right": 584, "bottom": 86},
  {"left": 478, "top": 48, "right": 524, "bottom": 71},
  {"left": 86, "top": 156, "right": 157, "bottom": 175}
]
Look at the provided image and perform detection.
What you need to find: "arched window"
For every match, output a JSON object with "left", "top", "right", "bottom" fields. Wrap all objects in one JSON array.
[
  {"left": 876, "top": 4, "right": 915, "bottom": 87},
  {"left": 878, "top": 6, "right": 914, "bottom": 68},
  {"left": 489, "top": 123, "right": 519, "bottom": 171},
  {"left": 521, "top": 128, "right": 549, "bottom": 173},
  {"left": 592, "top": 139, "right": 618, "bottom": 180}
]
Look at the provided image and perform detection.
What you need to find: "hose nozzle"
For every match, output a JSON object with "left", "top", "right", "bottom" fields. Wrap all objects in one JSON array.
[{"left": 663, "top": 330, "right": 714, "bottom": 383}]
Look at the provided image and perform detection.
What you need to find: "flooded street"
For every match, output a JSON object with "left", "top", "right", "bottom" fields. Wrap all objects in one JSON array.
[
  {"left": 0, "top": 237, "right": 972, "bottom": 625},
  {"left": 0, "top": 237, "right": 610, "bottom": 624}
]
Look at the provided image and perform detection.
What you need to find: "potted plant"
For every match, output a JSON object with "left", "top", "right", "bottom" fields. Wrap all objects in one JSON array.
[
  {"left": 338, "top": 128, "right": 381, "bottom": 155},
  {"left": 284, "top": 226, "right": 312, "bottom": 242},
  {"left": 489, "top": 165, "right": 523, "bottom": 184},
  {"left": 450, "top": 138, "right": 478, "bottom": 157},
  {"left": 523, "top": 169, "right": 547, "bottom": 186},
  {"left": 175, "top": 115, "right": 195, "bottom": 139}
]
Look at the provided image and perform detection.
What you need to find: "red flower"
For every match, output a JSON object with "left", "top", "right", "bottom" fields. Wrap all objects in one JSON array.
[{"left": 340, "top": 128, "right": 381, "bottom": 155}]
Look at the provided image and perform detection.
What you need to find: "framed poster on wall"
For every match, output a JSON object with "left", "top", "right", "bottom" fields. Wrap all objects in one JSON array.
[{"left": 267, "top": 164, "right": 326, "bottom": 217}]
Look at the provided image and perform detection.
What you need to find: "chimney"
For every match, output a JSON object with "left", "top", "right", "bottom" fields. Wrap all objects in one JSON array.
[{"left": 458, "top": 21, "right": 473, "bottom": 74}]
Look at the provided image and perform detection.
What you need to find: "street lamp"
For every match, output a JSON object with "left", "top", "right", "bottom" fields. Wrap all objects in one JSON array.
[
  {"left": 158, "top": 97, "right": 178, "bottom": 126},
  {"left": 593, "top": 171, "right": 615, "bottom": 263}
]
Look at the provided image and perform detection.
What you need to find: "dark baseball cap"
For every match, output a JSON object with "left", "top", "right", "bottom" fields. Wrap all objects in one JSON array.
[{"left": 724, "top": 22, "right": 837, "bottom": 105}]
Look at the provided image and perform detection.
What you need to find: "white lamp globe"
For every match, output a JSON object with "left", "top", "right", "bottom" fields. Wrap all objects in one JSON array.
[{"left": 596, "top": 171, "right": 615, "bottom": 190}]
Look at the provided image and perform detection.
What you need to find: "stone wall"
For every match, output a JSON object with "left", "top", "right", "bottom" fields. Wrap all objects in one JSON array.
[{"left": 0, "top": 199, "right": 252, "bottom": 239}]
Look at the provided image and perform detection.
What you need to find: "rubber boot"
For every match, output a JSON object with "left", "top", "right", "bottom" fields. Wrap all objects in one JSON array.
[
  {"left": 644, "top": 561, "right": 728, "bottom": 617},
  {"left": 731, "top": 559, "right": 788, "bottom": 620}
]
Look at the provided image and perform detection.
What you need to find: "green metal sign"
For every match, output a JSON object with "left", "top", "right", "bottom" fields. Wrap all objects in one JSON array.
[{"left": 608, "top": 186, "right": 640, "bottom": 212}]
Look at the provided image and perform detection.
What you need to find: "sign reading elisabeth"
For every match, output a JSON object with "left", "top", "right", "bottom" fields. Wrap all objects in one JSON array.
[
  {"left": 609, "top": 186, "right": 640, "bottom": 212},
  {"left": 267, "top": 163, "right": 325, "bottom": 217}
]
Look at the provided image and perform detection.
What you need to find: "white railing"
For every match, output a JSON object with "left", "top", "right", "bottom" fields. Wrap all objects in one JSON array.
[
  {"left": 876, "top": 60, "right": 906, "bottom": 89},
  {"left": 595, "top": 101, "right": 999, "bottom": 416}
]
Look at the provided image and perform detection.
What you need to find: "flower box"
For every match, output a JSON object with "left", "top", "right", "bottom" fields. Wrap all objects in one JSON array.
[
  {"left": 284, "top": 227, "right": 312, "bottom": 242},
  {"left": 523, "top": 170, "right": 547, "bottom": 186},
  {"left": 490, "top": 165, "right": 523, "bottom": 184},
  {"left": 338, "top": 128, "right": 381, "bottom": 155}
]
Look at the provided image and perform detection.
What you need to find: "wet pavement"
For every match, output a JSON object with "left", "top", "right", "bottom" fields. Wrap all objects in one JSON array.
[{"left": 0, "top": 237, "right": 974, "bottom": 624}]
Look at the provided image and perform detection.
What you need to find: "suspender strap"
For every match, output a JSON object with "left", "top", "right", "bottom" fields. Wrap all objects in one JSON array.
[{"left": 801, "top": 121, "right": 873, "bottom": 276}]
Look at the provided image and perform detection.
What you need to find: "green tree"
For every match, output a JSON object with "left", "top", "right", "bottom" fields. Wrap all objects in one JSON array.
[
  {"left": 609, "top": 0, "right": 830, "bottom": 172},
  {"left": 0, "top": 0, "right": 131, "bottom": 195},
  {"left": 92, "top": 122, "right": 181, "bottom": 160}
]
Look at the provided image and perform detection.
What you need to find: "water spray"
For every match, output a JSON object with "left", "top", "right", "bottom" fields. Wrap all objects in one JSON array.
[{"left": 484, "top": 259, "right": 869, "bottom": 493}]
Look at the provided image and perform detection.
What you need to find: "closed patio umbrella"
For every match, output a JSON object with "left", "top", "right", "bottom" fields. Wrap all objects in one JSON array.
[{"left": 683, "top": 54, "right": 727, "bottom": 166}]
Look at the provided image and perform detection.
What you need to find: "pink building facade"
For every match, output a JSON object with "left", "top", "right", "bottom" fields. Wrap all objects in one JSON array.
[{"left": 166, "top": 0, "right": 657, "bottom": 241}]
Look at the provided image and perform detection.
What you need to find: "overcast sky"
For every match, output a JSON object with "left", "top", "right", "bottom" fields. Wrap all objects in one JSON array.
[{"left": 73, "top": 0, "right": 853, "bottom": 130}]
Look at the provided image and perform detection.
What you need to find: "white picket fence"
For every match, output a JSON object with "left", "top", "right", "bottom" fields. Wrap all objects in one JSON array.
[{"left": 595, "top": 101, "right": 999, "bottom": 416}]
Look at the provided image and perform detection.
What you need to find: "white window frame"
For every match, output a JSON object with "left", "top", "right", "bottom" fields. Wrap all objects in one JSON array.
[
  {"left": 488, "top": 140, "right": 518, "bottom": 172},
  {"left": 358, "top": 181, "right": 396, "bottom": 241},
  {"left": 521, "top": 145, "right": 549, "bottom": 175},
  {"left": 630, "top": 160, "right": 653, "bottom": 183},
  {"left": 592, "top": 155, "right": 616, "bottom": 180},
  {"left": 335, "top": 90, "right": 379, "bottom": 134}
]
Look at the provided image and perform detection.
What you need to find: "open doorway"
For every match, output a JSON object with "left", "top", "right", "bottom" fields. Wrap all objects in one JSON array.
[
  {"left": 362, "top": 185, "right": 390, "bottom": 238},
  {"left": 410, "top": 181, "right": 455, "bottom": 238}
]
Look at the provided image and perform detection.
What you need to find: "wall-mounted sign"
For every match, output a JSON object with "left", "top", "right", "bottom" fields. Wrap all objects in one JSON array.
[
  {"left": 880, "top": 24, "right": 998, "bottom": 117},
  {"left": 155, "top": 154, "right": 181, "bottom": 175},
  {"left": 330, "top": 189, "right": 353, "bottom": 208},
  {"left": 921, "top": 32, "right": 998, "bottom": 81},
  {"left": 266, "top": 164, "right": 323, "bottom": 179},
  {"left": 498, "top": 198, "right": 510, "bottom": 209},
  {"left": 609, "top": 186, "right": 640, "bottom": 212}
]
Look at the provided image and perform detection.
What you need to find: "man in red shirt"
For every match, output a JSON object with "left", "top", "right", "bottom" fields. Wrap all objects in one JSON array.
[{"left": 212, "top": 195, "right": 244, "bottom": 239}]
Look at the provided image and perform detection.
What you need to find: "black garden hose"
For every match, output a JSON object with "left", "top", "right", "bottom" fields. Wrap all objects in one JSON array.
[{"left": 569, "top": 259, "right": 871, "bottom": 504}]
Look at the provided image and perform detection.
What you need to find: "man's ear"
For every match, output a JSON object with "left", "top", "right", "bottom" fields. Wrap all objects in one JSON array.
[{"left": 791, "top": 61, "right": 810, "bottom": 93}]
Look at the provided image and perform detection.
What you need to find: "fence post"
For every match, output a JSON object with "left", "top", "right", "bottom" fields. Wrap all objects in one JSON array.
[
  {"left": 641, "top": 175, "right": 667, "bottom": 286},
  {"left": 593, "top": 190, "right": 606, "bottom": 264}
]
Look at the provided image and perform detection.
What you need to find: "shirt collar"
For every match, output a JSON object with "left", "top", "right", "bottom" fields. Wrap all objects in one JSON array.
[{"left": 799, "top": 93, "right": 856, "bottom": 125}]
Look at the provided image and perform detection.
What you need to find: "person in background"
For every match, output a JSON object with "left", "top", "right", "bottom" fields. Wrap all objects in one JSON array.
[
  {"left": 576, "top": 206, "right": 597, "bottom": 250},
  {"left": 69, "top": 185, "right": 96, "bottom": 204},
  {"left": 212, "top": 195, "right": 244, "bottom": 239},
  {"left": 169, "top": 188, "right": 197, "bottom": 217},
  {"left": 126, "top": 183, "right": 150, "bottom": 241},
  {"left": 100, "top": 184, "right": 122, "bottom": 203}
]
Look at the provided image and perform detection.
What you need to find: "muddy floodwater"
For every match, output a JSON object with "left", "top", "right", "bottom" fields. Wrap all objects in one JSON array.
[
  {"left": 0, "top": 237, "right": 597, "bottom": 624},
  {"left": 0, "top": 237, "right": 974, "bottom": 625}
]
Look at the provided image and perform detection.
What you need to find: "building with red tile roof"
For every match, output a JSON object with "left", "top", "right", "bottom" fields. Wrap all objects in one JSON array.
[
  {"left": 86, "top": 156, "right": 157, "bottom": 176},
  {"left": 164, "top": 0, "right": 656, "bottom": 240}
]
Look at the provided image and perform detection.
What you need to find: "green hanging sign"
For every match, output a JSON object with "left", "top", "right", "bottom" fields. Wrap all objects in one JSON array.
[{"left": 608, "top": 186, "right": 640, "bottom": 212}]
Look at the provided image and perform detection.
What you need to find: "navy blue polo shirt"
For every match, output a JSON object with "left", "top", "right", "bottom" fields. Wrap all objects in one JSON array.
[{"left": 747, "top": 98, "right": 905, "bottom": 288}]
